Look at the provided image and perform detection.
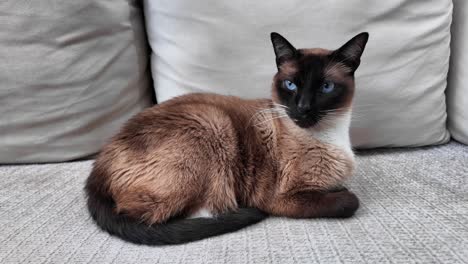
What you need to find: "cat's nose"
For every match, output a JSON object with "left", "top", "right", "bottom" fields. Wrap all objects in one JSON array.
[{"left": 297, "top": 102, "right": 312, "bottom": 114}]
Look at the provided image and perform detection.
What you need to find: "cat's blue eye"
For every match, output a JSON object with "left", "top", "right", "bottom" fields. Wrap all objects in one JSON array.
[
  {"left": 321, "top": 81, "right": 335, "bottom": 93},
  {"left": 284, "top": 80, "right": 297, "bottom": 91}
]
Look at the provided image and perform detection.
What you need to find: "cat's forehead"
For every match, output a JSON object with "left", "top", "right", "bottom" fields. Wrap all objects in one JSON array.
[
  {"left": 297, "top": 48, "right": 352, "bottom": 80},
  {"left": 299, "top": 48, "right": 333, "bottom": 56},
  {"left": 277, "top": 48, "right": 351, "bottom": 80}
]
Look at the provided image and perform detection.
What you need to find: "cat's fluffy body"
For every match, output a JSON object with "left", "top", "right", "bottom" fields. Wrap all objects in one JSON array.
[
  {"left": 85, "top": 32, "right": 369, "bottom": 245},
  {"left": 90, "top": 93, "right": 355, "bottom": 220}
]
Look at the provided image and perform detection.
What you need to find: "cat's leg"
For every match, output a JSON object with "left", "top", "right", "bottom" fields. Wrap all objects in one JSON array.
[
  {"left": 201, "top": 168, "right": 239, "bottom": 216},
  {"left": 267, "top": 189, "right": 359, "bottom": 218},
  {"left": 114, "top": 183, "right": 201, "bottom": 224},
  {"left": 111, "top": 163, "right": 210, "bottom": 225}
]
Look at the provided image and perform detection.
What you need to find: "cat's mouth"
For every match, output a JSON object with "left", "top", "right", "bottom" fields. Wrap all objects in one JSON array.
[{"left": 291, "top": 113, "right": 322, "bottom": 128}]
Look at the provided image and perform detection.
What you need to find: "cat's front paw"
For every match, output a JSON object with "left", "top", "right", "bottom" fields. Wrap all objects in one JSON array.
[{"left": 327, "top": 190, "right": 359, "bottom": 218}]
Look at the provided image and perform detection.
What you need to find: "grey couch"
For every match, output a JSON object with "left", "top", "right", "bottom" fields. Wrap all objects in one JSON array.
[
  {"left": 1, "top": 143, "right": 467, "bottom": 263},
  {"left": 1, "top": 1, "right": 468, "bottom": 263}
]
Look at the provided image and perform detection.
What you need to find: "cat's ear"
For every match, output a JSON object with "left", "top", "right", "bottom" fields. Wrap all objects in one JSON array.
[
  {"left": 270, "top": 32, "right": 297, "bottom": 67},
  {"left": 335, "top": 32, "right": 369, "bottom": 72}
]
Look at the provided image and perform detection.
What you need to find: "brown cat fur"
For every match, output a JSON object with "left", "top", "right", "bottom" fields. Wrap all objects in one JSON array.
[{"left": 85, "top": 32, "right": 369, "bottom": 245}]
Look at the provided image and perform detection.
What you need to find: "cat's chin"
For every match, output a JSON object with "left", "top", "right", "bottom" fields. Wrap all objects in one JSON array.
[{"left": 293, "top": 118, "right": 320, "bottom": 129}]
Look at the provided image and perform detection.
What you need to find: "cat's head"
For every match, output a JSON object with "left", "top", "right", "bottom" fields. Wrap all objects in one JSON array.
[{"left": 270, "top": 32, "right": 368, "bottom": 128}]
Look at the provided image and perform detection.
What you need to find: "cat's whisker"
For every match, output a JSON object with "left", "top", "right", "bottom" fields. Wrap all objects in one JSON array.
[
  {"left": 255, "top": 103, "right": 288, "bottom": 111},
  {"left": 326, "top": 112, "right": 365, "bottom": 120},
  {"left": 323, "top": 114, "right": 347, "bottom": 119},
  {"left": 259, "top": 113, "right": 289, "bottom": 121},
  {"left": 253, "top": 108, "right": 283, "bottom": 116},
  {"left": 255, "top": 110, "right": 281, "bottom": 115},
  {"left": 320, "top": 111, "right": 372, "bottom": 121},
  {"left": 249, "top": 107, "right": 288, "bottom": 125},
  {"left": 319, "top": 109, "right": 347, "bottom": 115},
  {"left": 259, "top": 106, "right": 287, "bottom": 112},
  {"left": 319, "top": 106, "right": 371, "bottom": 116},
  {"left": 318, "top": 110, "right": 367, "bottom": 122},
  {"left": 252, "top": 112, "right": 283, "bottom": 121},
  {"left": 272, "top": 103, "right": 287, "bottom": 106},
  {"left": 352, "top": 103, "right": 385, "bottom": 107},
  {"left": 253, "top": 114, "right": 289, "bottom": 127},
  {"left": 320, "top": 108, "right": 346, "bottom": 113},
  {"left": 272, "top": 103, "right": 289, "bottom": 109}
]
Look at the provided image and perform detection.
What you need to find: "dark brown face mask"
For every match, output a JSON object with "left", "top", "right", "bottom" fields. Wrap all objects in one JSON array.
[{"left": 270, "top": 32, "right": 369, "bottom": 128}]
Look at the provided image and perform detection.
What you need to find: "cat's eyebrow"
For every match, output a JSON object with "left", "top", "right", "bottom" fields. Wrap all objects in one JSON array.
[
  {"left": 324, "top": 62, "right": 351, "bottom": 80},
  {"left": 279, "top": 61, "right": 299, "bottom": 76}
]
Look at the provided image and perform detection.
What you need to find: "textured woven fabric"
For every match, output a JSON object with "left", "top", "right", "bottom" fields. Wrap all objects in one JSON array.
[
  {"left": 448, "top": 0, "right": 468, "bottom": 145},
  {"left": 0, "top": 0, "right": 152, "bottom": 163},
  {"left": 1, "top": 142, "right": 467, "bottom": 263}
]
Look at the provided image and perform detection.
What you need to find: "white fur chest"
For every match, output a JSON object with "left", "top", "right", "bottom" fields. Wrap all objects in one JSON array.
[{"left": 308, "top": 112, "right": 355, "bottom": 160}]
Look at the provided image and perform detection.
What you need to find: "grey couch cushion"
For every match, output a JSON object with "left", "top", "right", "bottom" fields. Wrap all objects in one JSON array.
[
  {"left": 0, "top": 0, "right": 152, "bottom": 163},
  {"left": 144, "top": 0, "right": 451, "bottom": 148},
  {"left": 448, "top": 0, "right": 468, "bottom": 145},
  {"left": 1, "top": 142, "right": 467, "bottom": 263}
]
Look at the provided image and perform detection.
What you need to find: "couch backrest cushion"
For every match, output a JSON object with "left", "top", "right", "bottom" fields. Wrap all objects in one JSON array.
[
  {"left": 0, "top": 0, "right": 152, "bottom": 163},
  {"left": 144, "top": 0, "right": 451, "bottom": 147},
  {"left": 448, "top": 0, "right": 468, "bottom": 145}
]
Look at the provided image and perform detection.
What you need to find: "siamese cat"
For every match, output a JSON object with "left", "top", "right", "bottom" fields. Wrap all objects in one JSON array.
[{"left": 85, "top": 32, "right": 369, "bottom": 245}]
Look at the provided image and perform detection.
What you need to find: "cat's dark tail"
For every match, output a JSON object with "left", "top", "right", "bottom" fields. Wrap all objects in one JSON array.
[{"left": 85, "top": 186, "right": 267, "bottom": 245}]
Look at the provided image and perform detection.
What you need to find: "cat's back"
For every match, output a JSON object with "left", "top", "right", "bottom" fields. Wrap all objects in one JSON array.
[
  {"left": 130, "top": 92, "right": 259, "bottom": 133},
  {"left": 112, "top": 93, "right": 249, "bottom": 150},
  {"left": 98, "top": 93, "right": 264, "bottom": 169}
]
